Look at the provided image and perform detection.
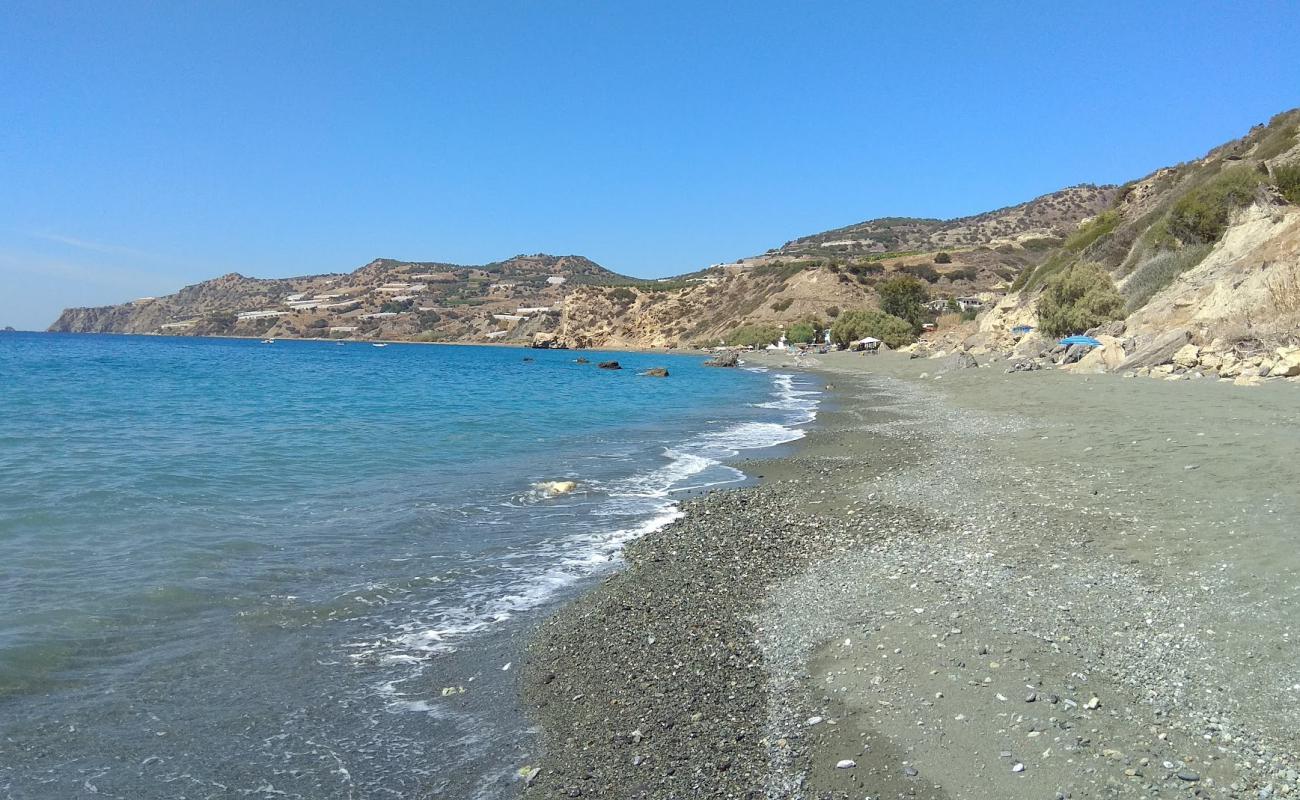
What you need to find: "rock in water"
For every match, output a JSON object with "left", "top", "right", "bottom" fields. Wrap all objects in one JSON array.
[
  {"left": 641, "top": 367, "right": 669, "bottom": 377},
  {"left": 574, "top": 357, "right": 589, "bottom": 364},
  {"left": 597, "top": 361, "right": 622, "bottom": 370},
  {"left": 703, "top": 351, "right": 739, "bottom": 367},
  {"left": 535, "top": 480, "right": 578, "bottom": 496}
]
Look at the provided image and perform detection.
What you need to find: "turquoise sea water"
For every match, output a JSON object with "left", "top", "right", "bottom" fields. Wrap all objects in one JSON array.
[{"left": 0, "top": 333, "right": 819, "bottom": 798}]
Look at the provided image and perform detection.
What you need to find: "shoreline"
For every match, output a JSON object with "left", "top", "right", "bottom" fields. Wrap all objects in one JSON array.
[
  {"left": 518, "top": 351, "right": 1300, "bottom": 798},
  {"left": 28, "top": 329, "right": 708, "bottom": 355}
]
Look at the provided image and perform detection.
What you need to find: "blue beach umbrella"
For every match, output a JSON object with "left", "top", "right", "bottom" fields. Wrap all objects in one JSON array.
[{"left": 1059, "top": 335, "right": 1103, "bottom": 347}]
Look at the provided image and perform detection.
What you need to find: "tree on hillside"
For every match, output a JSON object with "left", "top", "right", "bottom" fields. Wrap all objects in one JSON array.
[
  {"left": 830, "top": 310, "right": 915, "bottom": 349},
  {"left": 877, "top": 275, "right": 931, "bottom": 332},
  {"left": 1037, "top": 262, "right": 1124, "bottom": 337}
]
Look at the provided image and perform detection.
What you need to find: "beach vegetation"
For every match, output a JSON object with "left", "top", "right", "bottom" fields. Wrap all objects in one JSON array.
[
  {"left": 877, "top": 275, "right": 931, "bottom": 331},
  {"left": 1036, "top": 261, "right": 1124, "bottom": 336},
  {"left": 785, "top": 320, "right": 822, "bottom": 343},
  {"left": 830, "top": 309, "right": 915, "bottom": 348},
  {"left": 724, "top": 324, "right": 781, "bottom": 348}
]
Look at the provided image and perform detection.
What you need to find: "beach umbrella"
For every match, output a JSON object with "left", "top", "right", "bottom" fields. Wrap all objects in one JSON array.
[{"left": 1059, "top": 335, "right": 1103, "bottom": 347}]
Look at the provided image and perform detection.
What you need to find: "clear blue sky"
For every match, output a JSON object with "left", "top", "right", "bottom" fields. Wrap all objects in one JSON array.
[{"left": 2, "top": 1, "right": 1297, "bottom": 329}]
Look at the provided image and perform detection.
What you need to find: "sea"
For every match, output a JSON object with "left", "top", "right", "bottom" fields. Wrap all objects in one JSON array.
[{"left": 0, "top": 332, "right": 820, "bottom": 799}]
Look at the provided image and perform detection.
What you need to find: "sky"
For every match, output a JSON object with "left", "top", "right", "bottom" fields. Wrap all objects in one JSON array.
[{"left": 1, "top": 1, "right": 1298, "bottom": 330}]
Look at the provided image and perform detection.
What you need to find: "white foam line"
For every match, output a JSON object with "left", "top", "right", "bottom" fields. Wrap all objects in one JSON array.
[{"left": 358, "top": 370, "right": 824, "bottom": 692}]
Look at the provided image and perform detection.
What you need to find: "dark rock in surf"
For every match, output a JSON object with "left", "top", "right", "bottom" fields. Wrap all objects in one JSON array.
[
  {"left": 703, "top": 351, "right": 739, "bottom": 368},
  {"left": 598, "top": 361, "right": 622, "bottom": 370}
]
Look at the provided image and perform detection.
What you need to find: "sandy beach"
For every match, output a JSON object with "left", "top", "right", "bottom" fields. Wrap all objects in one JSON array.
[{"left": 521, "top": 352, "right": 1300, "bottom": 799}]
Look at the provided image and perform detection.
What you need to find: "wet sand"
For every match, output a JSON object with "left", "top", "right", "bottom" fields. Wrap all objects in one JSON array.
[{"left": 521, "top": 352, "right": 1300, "bottom": 799}]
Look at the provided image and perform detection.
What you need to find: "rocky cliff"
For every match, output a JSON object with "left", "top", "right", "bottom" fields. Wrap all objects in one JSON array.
[{"left": 908, "top": 109, "right": 1300, "bottom": 385}]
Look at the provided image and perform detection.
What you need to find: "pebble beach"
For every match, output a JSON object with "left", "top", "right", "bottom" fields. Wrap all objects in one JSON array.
[{"left": 521, "top": 351, "right": 1300, "bottom": 799}]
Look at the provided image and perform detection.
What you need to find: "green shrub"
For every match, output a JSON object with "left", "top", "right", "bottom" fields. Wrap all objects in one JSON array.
[
  {"left": 770, "top": 298, "right": 794, "bottom": 312},
  {"left": 1166, "top": 167, "right": 1263, "bottom": 244},
  {"left": 824, "top": 306, "right": 840, "bottom": 318},
  {"left": 1274, "top": 162, "right": 1300, "bottom": 204},
  {"left": 945, "top": 267, "right": 978, "bottom": 282},
  {"left": 786, "top": 321, "right": 817, "bottom": 343},
  {"left": 877, "top": 275, "right": 930, "bottom": 331},
  {"left": 899, "top": 263, "right": 940, "bottom": 282},
  {"left": 1123, "top": 245, "right": 1212, "bottom": 312},
  {"left": 1036, "top": 262, "right": 1125, "bottom": 337},
  {"left": 607, "top": 287, "right": 637, "bottom": 304},
  {"left": 934, "top": 252, "right": 952, "bottom": 264},
  {"left": 1062, "top": 210, "right": 1120, "bottom": 253},
  {"left": 724, "top": 324, "right": 781, "bottom": 348},
  {"left": 1021, "top": 236, "right": 1064, "bottom": 251},
  {"left": 830, "top": 310, "right": 915, "bottom": 348},
  {"left": 380, "top": 299, "right": 413, "bottom": 313}
]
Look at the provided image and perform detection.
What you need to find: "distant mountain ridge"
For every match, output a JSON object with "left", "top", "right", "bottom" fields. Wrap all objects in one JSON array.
[
  {"left": 48, "top": 108, "right": 1300, "bottom": 351},
  {"left": 776, "top": 184, "right": 1118, "bottom": 256}
]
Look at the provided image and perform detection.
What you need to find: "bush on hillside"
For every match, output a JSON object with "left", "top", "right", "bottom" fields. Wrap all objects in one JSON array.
[
  {"left": 1036, "top": 262, "right": 1124, "bottom": 337},
  {"left": 724, "top": 324, "right": 781, "bottom": 348},
  {"left": 830, "top": 310, "right": 915, "bottom": 349},
  {"left": 934, "top": 252, "right": 952, "bottom": 264},
  {"left": 1274, "top": 162, "right": 1300, "bottom": 204},
  {"left": 877, "top": 275, "right": 930, "bottom": 331},
  {"left": 1166, "top": 167, "right": 1264, "bottom": 244},
  {"left": 1123, "top": 245, "right": 1212, "bottom": 312},
  {"left": 607, "top": 287, "right": 637, "bottom": 304},
  {"left": 770, "top": 298, "right": 794, "bottom": 312},
  {"left": 899, "top": 263, "right": 940, "bottom": 282}
]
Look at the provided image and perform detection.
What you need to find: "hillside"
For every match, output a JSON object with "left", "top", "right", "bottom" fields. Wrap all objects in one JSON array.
[
  {"left": 48, "top": 109, "right": 1300, "bottom": 358},
  {"left": 944, "top": 107, "right": 1300, "bottom": 382},
  {"left": 50, "top": 254, "right": 630, "bottom": 342},
  {"left": 774, "top": 184, "right": 1118, "bottom": 257}
]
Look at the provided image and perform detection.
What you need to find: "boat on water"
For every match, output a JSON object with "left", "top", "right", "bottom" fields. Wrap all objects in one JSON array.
[
  {"left": 372, "top": 343, "right": 388, "bottom": 348},
  {"left": 261, "top": 339, "right": 275, "bottom": 344}
]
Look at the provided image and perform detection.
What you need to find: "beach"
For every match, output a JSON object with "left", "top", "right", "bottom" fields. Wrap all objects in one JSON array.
[{"left": 521, "top": 352, "right": 1300, "bottom": 799}]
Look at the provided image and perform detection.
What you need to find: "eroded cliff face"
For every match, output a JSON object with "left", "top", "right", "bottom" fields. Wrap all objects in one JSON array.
[{"left": 968, "top": 109, "right": 1300, "bottom": 358}]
